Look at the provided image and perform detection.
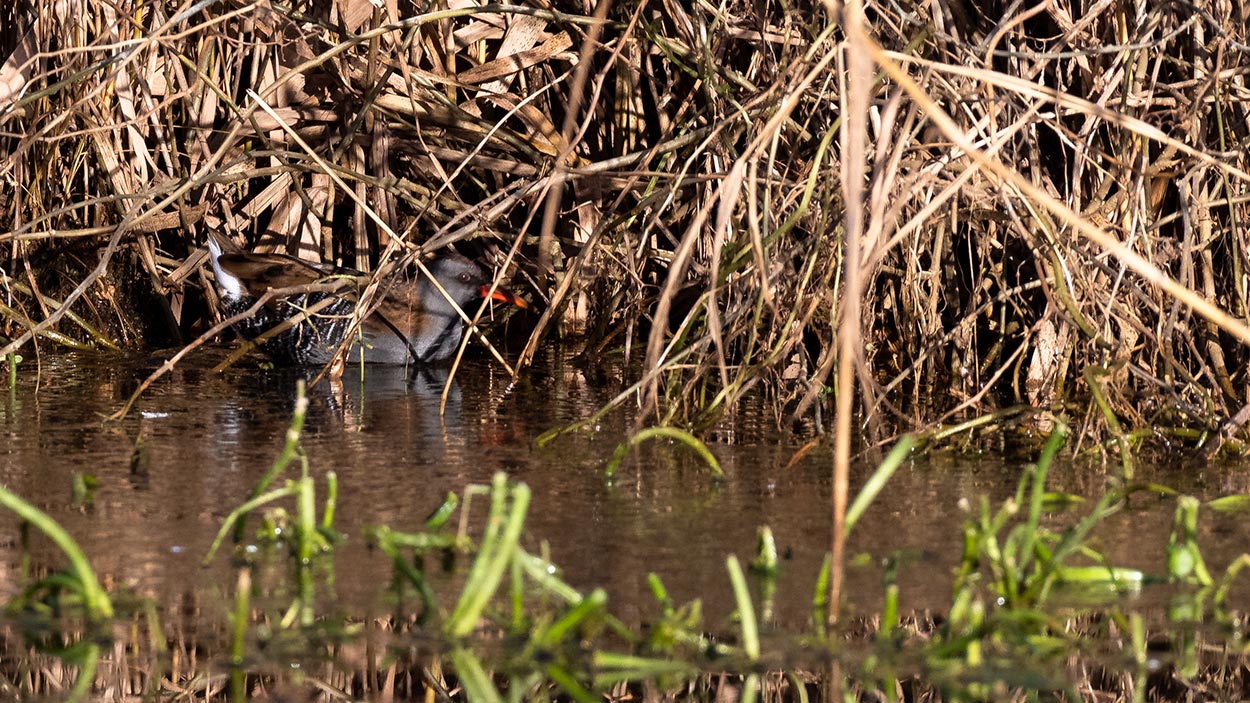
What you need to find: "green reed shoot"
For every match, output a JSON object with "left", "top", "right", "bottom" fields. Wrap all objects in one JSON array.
[
  {"left": 641, "top": 573, "right": 712, "bottom": 657},
  {"left": 1017, "top": 423, "right": 1067, "bottom": 578},
  {"left": 371, "top": 491, "right": 480, "bottom": 621},
  {"left": 448, "top": 647, "right": 504, "bottom": 703},
  {"left": 752, "top": 525, "right": 778, "bottom": 576},
  {"left": 0, "top": 486, "right": 112, "bottom": 620},
  {"left": 593, "top": 651, "right": 698, "bottom": 689},
  {"left": 1167, "top": 496, "right": 1212, "bottom": 586},
  {"left": 445, "top": 472, "right": 531, "bottom": 639},
  {"left": 1083, "top": 366, "right": 1134, "bottom": 480},
  {"left": 321, "top": 471, "right": 337, "bottom": 530},
  {"left": 1214, "top": 553, "right": 1250, "bottom": 616},
  {"left": 232, "top": 379, "right": 310, "bottom": 544},
  {"left": 811, "top": 553, "right": 830, "bottom": 639},
  {"left": 539, "top": 589, "right": 608, "bottom": 650},
  {"left": 727, "top": 555, "right": 759, "bottom": 660},
  {"left": 844, "top": 435, "right": 914, "bottom": 537},
  {"left": 425, "top": 490, "right": 459, "bottom": 529},
  {"left": 6, "top": 352, "right": 18, "bottom": 396},
  {"left": 203, "top": 483, "right": 304, "bottom": 564},
  {"left": 1130, "top": 613, "right": 1147, "bottom": 703},
  {"left": 201, "top": 382, "right": 338, "bottom": 640},
  {"left": 751, "top": 527, "right": 779, "bottom": 622},
  {"left": 729, "top": 554, "right": 762, "bottom": 703},
  {"left": 205, "top": 381, "right": 338, "bottom": 566},
  {"left": 953, "top": 421, "right": 1142, "bottom": 609},
  {"left": 605, "top": 427, "right": 724, "bottom": 480},
  {"left": 71, "top": 472, "right": 98, "bottom": 508},
  {"left": 879, "top": 557, "right": 899, "bottom": 642},
  {"left": 516, "top": 551, "right": 589, "bottom": 606},
  {"left": 294, "top": 474, "right": 316, "bottom": 626},
  {"left": 0, "top": 486, "right": 110, "bottom": 703},
  {"left": 230, "top": 567, "right": 251, "bottom": 702}
]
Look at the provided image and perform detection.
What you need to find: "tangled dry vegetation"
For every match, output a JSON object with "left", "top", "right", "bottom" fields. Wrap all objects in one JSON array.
[{"left": 2, "top": 0, "right": 1250, "bottom": 447}]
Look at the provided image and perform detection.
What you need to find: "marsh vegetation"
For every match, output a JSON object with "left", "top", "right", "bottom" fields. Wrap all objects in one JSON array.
[{"left": 6, "top": 0, "right": 1250, "bottom": 699}]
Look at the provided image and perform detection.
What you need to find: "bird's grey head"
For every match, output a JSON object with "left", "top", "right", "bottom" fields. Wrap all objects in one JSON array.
[{"left": 419, "top": 254, "right": 487, "bottom": 317}]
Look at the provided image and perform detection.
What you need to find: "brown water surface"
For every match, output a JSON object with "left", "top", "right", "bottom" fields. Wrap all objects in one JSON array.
[{"left": 1, "top": 350, "right": 1246, "bottom": 633}]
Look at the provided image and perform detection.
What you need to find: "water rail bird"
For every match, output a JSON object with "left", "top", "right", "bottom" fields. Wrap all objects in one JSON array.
[{"left": 205, "top": 235, "right": 527, "bottom": 366}]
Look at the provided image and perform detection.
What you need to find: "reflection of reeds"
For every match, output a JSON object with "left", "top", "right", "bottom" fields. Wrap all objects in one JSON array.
[{"left": 5, "top": 0, "right": 1250, "bottom": 445}]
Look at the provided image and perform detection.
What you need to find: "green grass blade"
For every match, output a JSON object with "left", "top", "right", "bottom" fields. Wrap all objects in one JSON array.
[
  {"left": 727, "top": 555, "right": 759, "bottom": 660},
  {"left": 605, "top": 427, "right": 724, "bottom": 479},
  {"left": 0, "top": 485, "right": 112, "bottom": 620},
  {"left": 844, "top": 435, "right": 914, "bottom": 536},
  {"left": 446, "top": 475, "right": 532, "bottom": 639}
]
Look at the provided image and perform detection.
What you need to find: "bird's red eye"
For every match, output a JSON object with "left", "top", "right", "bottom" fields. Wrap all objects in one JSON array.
[{"left": 458, "top": 272, "right": 473, "bottom": 283}]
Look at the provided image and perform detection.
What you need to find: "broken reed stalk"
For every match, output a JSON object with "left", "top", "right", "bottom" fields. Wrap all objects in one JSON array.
[{"left": 831, "top": 0, "right": 871, "bottom": 628}]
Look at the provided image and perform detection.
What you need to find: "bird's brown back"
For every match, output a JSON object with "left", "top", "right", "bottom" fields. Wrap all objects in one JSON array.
[{"left": 216, "top": 252, "right": 350, "bottom": 299}]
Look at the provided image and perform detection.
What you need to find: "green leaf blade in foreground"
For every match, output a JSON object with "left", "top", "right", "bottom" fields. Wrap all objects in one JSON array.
[
  {"left": 0, "top": 485, "right": 113, "bottom": 620},
  {"left": 844, "top": 434, "right": 914, "bottom": 536},
  {"left": 446, "top": 473, "right": 532, "bottom": 639}
]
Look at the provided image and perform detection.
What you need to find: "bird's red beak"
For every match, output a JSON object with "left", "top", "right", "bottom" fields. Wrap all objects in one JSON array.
[{"left": 480, "top": 284, "right": 529, "bottom": 309}]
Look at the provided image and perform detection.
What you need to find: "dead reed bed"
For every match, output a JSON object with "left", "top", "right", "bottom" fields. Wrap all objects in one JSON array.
[{"left": 3, "top": 0, "right": 1250, "bottom": 447}]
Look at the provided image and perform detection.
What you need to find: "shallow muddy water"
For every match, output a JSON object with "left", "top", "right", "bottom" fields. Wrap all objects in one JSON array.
[{"left": 1, "top": 349, "right": 1248, "bottom": 635}]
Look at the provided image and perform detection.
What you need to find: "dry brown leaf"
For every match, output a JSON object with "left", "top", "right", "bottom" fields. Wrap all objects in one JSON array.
[
  {"left": 0, "top": 26, "right": 38, "bottom": 109},
  {"left": 258, "top": 178, "right": 329, "bottom": 260},
  {"left": 239, "top": 173, "right": 294, "bottom": 230},
  {"left": 453, "top": 20, "right": 505, "bottom": 50},
  {"left": 336, "top": 0, "right": 377, "bottom": 33},
  {"left": 462, "top": 29, "right": 573, "bottom": 87}
]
